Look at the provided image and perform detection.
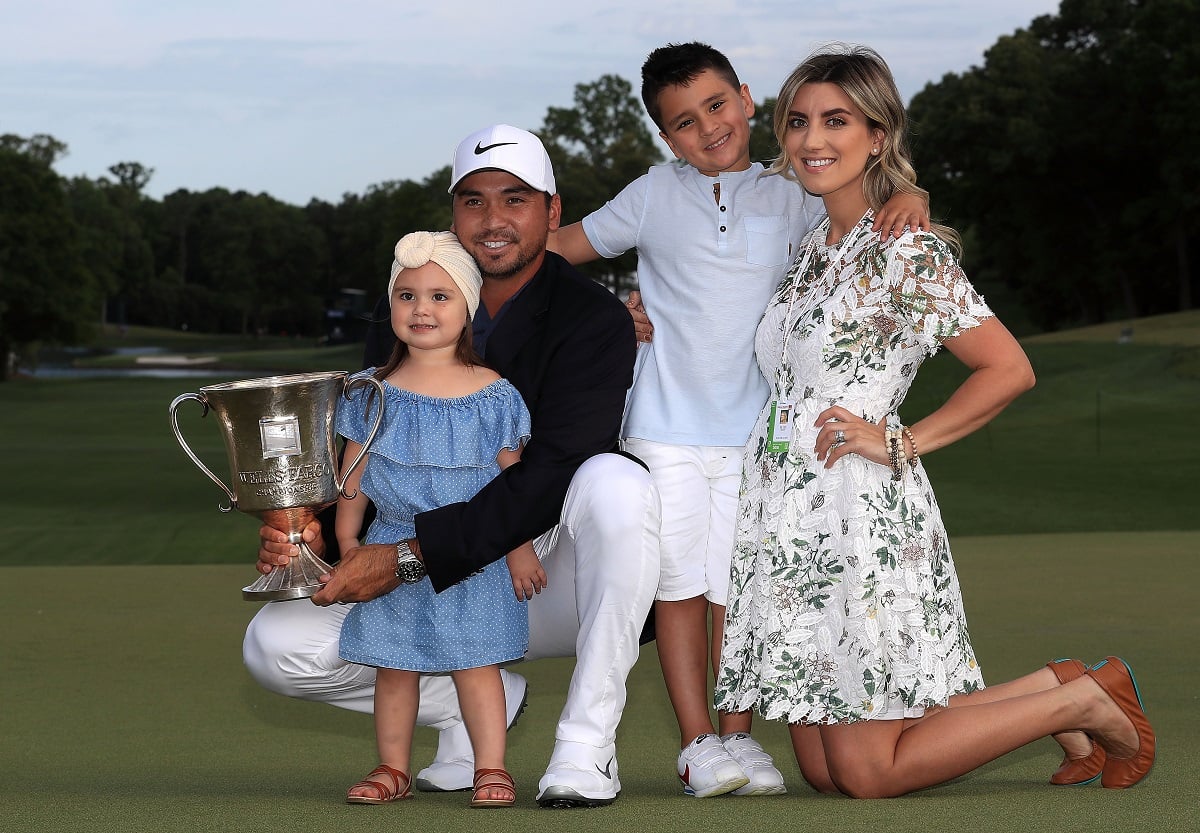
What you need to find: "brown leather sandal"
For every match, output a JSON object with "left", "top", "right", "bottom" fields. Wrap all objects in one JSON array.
[
  {"left": 470, "top": 767, "right": 516, "bottom": 808},
  {"left": 346, "top": 764, "right": 413, "bottom": 804},
  {"left": 1045, "top": 659, "right": 1106, "bottom": 785}
]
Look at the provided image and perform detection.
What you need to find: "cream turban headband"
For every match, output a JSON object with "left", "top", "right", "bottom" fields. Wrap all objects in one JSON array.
[{"left": 387, "top": 231, "right": 482, "bottom": 320}]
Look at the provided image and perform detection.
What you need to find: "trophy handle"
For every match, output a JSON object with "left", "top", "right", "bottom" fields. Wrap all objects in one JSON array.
[
  {"left": 169, "top": 392, "right": 238, "bottom": 512},
  {"left": 336, "top": 376, "right": 386, "bottom": 499}
]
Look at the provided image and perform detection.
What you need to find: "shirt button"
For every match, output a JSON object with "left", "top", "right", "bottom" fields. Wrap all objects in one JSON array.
[{"left": 720, "top": 225, "right": 727, "bottom": 232}]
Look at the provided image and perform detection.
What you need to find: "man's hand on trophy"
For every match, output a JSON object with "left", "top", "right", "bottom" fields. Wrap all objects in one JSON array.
[
  {"left": 311, "top": 544, "right": 400, "bottom": 606},
  {"left": 256, "top": 520, "right": 325, "bottom": 576}
]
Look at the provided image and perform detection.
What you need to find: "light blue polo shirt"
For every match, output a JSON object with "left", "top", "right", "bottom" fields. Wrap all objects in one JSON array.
[{"left": 583, "top": 162, "right": 824, "bottom": 446}]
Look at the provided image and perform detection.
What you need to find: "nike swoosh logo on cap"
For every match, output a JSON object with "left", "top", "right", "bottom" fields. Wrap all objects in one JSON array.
[{"left": 474, "top": 141, "right": 518, "bottom": 155}]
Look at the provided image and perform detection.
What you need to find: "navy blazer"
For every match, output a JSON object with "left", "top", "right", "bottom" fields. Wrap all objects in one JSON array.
[{"left": 363, "top": 252, "right": 635, "bottom": 592}]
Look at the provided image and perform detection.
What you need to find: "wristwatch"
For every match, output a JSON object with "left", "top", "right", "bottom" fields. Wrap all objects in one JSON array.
[{"left": 394, "top": 541, "right": 427, "bottom": 584}]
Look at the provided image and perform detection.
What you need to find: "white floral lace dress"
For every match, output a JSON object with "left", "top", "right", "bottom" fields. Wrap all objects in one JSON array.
[{"left": 715, "top": 212, "right": 992, "bottom": 724}]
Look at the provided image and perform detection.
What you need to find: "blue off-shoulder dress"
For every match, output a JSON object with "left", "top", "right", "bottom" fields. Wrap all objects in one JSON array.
[{"left": 335, "top": 370, "right": 532, "bottom": 672}]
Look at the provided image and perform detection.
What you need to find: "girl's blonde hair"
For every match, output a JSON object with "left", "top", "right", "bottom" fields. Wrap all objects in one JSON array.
[{"left": 767, "top": 43, "right": 960, "bottom": 253}]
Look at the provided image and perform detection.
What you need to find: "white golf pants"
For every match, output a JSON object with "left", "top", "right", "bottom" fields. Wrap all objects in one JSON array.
[{"left": 243, "top": 452, "right": 661, "bottom": 749}]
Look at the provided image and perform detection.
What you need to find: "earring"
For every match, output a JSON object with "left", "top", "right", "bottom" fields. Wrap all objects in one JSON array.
[{"left": 871, "top": 147, "right": 880, "bottom": 155}]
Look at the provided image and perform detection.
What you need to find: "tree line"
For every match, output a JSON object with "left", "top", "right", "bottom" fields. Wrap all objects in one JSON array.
[
  {"left": 908, "top": 0, "right": 1197, "bottom": 332},
  {"left": 1, "top": 0, "right": 1195, "bottom": 380}
]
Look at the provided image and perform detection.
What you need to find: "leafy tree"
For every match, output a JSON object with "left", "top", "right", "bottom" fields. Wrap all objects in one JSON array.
[
  {"left": 0, "top": 133, "right": 67, "bottom": 167},
  {"left": 0, "top": 136, "right": 93, "bottom": 380},
  {"left": 748, "top": 96, "right": 780, "bottom": 165},
  {"left": 539, "top": 74, "right": 663, "bottom": 292},
  {"left": 313, "top": 168, "right": 452, "bottom": 300},
  {"left": 31, "top": 4, "right": 1198, "bottom": 348},
  {"left": 144, "top": 188, "right": 329, "bottom": 336},
  {"left": 910, "top": 0, "right": 1199, "bottom": 329},
  {"left": 65, "top": 162, "right": 156, "bottom": 329},
  {"left": 109, "top": 161, "right": 154, "bottom": 193},
  {"left": 909, "top": 28, "right": 1068, "bottom": 330},
  {"left": 304, "top": 166, "right": 452, "bottom": 341}
]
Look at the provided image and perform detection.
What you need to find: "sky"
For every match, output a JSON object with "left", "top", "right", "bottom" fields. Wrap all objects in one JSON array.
[{"left": 2, "top": 1, "right": 1063, "bottom": 206}]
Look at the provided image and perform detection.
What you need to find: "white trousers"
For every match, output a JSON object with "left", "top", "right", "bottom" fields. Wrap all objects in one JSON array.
[{"left": 243, "top": 453, "right": 661, "bottom": 749}]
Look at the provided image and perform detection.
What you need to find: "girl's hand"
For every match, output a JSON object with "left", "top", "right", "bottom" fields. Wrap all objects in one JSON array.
[
  {"left": 506, "top": 545, "right": 547, "bottom": 602},
  {"left": 814, "top": 406, "right": 889, "bottom": 469}
]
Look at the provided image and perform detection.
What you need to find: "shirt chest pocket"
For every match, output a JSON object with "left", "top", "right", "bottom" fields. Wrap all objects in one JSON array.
[{"left": 744, "top": 215, "right": 790, "bottom": 267}]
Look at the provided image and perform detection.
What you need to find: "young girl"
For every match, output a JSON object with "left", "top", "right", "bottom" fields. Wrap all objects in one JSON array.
[
  {"left": 714, "top": 45, "right": 1154, "bottom": 797},
  {"left": 335, "top": 231, "right": 544, "bottom": 808}
]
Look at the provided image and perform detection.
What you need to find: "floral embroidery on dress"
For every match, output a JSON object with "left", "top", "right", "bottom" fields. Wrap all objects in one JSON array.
[{"left": 715, "top": 212, "right": 992, "bottom": 724}]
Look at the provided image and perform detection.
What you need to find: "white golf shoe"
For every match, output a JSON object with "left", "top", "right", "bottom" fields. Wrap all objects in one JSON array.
[{"left": 536, "top": 740, "right": 621, "bottom": 808}]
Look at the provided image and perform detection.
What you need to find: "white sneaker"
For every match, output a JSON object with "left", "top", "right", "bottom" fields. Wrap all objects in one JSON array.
[
  {"left": 415, "top": 671, "right": 529, "bottom": 791},
  {"left": 536, "top": 740, "right": 620, "bottom": 808},
  {"left": 721, "top": 732, "right": 787, "bottom": 795},
  {"left": 677, "top": 733, "right": 749, "bottom": 797}
]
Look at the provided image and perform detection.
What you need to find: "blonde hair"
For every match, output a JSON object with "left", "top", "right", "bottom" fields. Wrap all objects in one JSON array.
[{"left": 767, "top": 43, "right": 960, "bottom": 253}]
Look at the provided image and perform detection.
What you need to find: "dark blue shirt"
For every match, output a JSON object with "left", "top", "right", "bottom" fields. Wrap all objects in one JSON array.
[{"left": 472, "top": 284, "right": 528, "bottom": 358}]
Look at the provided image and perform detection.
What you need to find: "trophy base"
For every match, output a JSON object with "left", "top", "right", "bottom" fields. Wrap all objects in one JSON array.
[{"left": 242, "top": 542, "right": 334, "bottom": 602}]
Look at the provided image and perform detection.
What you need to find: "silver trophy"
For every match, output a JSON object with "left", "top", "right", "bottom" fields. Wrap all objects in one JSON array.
[{"left": 169, "top": 371, "right": 385, "bottom": 601}]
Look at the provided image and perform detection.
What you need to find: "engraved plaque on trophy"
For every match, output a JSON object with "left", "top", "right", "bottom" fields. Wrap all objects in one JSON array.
[{"left": 169, "top": 371, "right": 384, "bottom": 601}]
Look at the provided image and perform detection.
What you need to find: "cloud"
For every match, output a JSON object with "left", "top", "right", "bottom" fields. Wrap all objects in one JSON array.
[{"left": 0, "top": 0, "right": 1061, "bottom": 204}]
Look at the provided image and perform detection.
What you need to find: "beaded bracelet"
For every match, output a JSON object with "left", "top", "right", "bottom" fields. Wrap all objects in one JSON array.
[{"left": 901, "top": 426, "right": 920, "bottom": 470}]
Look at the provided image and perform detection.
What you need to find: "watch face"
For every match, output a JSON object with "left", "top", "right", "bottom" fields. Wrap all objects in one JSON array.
[{"left": 396, "top": 558, "right": 426, "bottom": 584}]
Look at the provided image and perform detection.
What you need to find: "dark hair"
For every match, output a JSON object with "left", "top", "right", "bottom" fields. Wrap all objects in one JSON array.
[{"left": 641, "top": 42, "right": 741, "bottom": 130}]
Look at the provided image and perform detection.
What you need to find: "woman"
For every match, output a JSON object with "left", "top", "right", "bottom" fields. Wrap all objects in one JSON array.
[{"left": 714, "top": 44, "right": 1154, "bottom": 798}]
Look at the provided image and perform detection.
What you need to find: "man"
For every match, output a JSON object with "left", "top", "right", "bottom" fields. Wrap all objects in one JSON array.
[{"left": 244, "top": 124, "right": 661, "bottom": 808}]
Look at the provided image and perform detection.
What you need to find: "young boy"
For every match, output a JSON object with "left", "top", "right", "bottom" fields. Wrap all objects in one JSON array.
[{"left": 552, "top": 42, "right": 926, "bottom": 798}]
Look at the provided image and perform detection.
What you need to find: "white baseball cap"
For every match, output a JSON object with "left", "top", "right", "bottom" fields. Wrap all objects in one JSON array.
[{"left": 448, "top": 124, "right": 557, "bottom": 195}]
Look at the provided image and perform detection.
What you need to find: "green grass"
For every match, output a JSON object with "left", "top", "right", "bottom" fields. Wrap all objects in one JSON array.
[
  {"left": 78, "top": 343, "right": 363, "bottom": 373},
  {"left": 2, "top": 314, "right": 1197, "bottom": 831},
  {"left": 2, "top": 532, "right": 1196, "bottom": 833},
  {"left": 0, "top": 376, "right": 258, "bottom": 566},
  {"left": 39, "top": 323, "right": 364, "bottom": 374},
  {"left": 91, "top": 323, "right": 305, "bottom": 352},
  {"left": 901, "top": 337, "right": 1197, "bottom": 535},
  {"left": 37, "top": 323, "right": 301, "bottom": 363},
  {"left": 2, "top": 318, "right": 1195, "bottom": 567},
  {"left": 1022, "top": 309, "right": 1200, "bottom": 347}
]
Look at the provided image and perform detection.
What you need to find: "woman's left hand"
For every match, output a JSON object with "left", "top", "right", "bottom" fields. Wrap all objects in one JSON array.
[{"left": 814, "top": 406, "right": 888, "bottom": 468}]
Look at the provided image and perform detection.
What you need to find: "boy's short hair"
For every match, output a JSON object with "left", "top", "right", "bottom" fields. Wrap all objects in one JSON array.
[{"left": 640, "top": 42, "right": 742, "bottom": 130}]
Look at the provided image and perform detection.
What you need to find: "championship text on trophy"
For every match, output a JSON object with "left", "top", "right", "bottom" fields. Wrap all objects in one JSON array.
[{"left": 169, "top": 371, "right": 384, "bottom": 601}]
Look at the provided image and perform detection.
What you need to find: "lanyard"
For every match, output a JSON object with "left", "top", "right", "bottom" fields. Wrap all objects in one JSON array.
[
  {"left": 777, "top": 213, "right": 868, "bottom": 372},
  {"left": 766, "top": 210, "right": 871, "bottom": 455}
]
